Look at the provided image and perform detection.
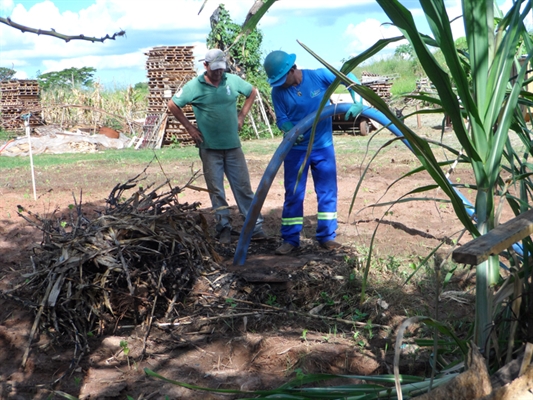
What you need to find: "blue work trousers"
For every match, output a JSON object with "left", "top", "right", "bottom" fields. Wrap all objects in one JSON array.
[
  {"left": 281, "top": 144, "right": 338, "bottom": 246},
  {"left": 200, "top": 147, "right": 263, "bottom": 234}
]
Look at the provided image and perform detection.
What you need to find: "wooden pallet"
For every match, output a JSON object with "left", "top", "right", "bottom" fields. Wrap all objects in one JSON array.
[
  {"left": 0, "top": 80, "right": 42, "bottom": 131},
  {"left": 144, "top": 46, "right": 198, "bottom": 147}
]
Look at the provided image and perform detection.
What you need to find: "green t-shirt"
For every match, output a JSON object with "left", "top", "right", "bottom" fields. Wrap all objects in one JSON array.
[{"left": 171, "top": 73, "right": 253, "bottom": 149}]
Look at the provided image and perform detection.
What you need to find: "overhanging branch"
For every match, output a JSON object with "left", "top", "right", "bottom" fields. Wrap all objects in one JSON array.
[{"left": 0, "top": 16, "right": 125, "bottom": 43}]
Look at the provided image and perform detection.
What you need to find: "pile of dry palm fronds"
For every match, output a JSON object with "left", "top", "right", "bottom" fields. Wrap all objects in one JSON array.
[{"left": 9, "top": 172, "right": 222, "bottom": 368}]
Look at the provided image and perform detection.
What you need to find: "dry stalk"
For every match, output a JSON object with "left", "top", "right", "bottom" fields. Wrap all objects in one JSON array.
[
  {"left": 21, "top": 278, "right": 54, "bottom": 369},
  {"left": 11, "top": 171, "right": 221, "bottom": 375}
]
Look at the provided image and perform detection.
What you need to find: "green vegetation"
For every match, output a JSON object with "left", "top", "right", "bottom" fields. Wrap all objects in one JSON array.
[
  {"left": 299, "top": 0, "right": 531, "bottom": 358},
  {"left": 39, "top": 80, "right": 148, "bottom": 134},
  {"left": 0, "top": 134, "right": 389, "bottom": 172},
  {"left": 354, "top": 56, "right": 421, "bottom": 96},
  {"left": 0, "top": 66, "right": 16, "bottom": 81},
  {"left": 37, "top": 66, "right": 97, "bottom": 90},
  {"left": 363, "top": 0, "right": 532, "bottom": 356},
  {"left": 0, "top": 129, "right": 16, "bottom": 142},
  {"left": 207, "top": 4, "right": 263, "bottom": 76},
  {"left": 352, "top": 39, "right": 461, "bottom": 98},
  {"left": 133, "top": 81, "right": 148, "bottom": 92},
  {"left": 0, "top": 66, "right": 149, "bottom": 139}
]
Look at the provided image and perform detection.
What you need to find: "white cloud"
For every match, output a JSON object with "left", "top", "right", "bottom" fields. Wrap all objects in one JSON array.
[
  {"left": 263, "top": 0, "right": 374, "bottom": 11},
  {"left": 14, "top": 70, "right": 28, "bottom": 79},
  {"left": 343, "top": 18, "right": 402, "bottom": 55},
  {"left": 0, "top": 0, "right": 253, "bottom": 84},
  {"left": 42, "top": 51, "right": 140, "bottom": 71},
  {"left": 1, "top": 0, "right": 512, "bottom": 86},
  {"left": 342, "top": 1, "right": 470, "bottom": 59},
  {"left": 0, "top": 0, "right": 14, "bottom": 13}
]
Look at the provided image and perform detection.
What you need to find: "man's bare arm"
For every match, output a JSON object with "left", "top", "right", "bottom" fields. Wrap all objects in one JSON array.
[{"left": 238, "top": 87, "right": 257, "bottom": 130}]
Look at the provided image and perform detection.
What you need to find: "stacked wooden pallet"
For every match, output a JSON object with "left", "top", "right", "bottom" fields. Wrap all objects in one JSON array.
[
  {"left": 144, "top": 46, "right": 198, "bottom": 147},
  {"left": 416, "top": 77, "right": 436, "bottom": 93},
  {"left": 0, "top": 80, "right": 42, "bottom": 132},
  {"left": 361, "top": 72, "right": 394, "bottom": 100}
]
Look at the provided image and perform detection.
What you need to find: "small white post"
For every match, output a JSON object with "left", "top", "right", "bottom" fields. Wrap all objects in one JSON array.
[{"left": 23, "top": 114, "right": 37, "bottom": 201}]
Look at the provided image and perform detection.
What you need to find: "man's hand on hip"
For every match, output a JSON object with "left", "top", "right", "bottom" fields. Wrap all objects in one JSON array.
[{"left": 187, "top": 125, "right": 204, "bottom": 145}]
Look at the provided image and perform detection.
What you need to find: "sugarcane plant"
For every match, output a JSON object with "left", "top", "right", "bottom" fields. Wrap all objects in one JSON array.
[
  {"left": 243, "top": 0, "right": 532, "bottom": 360},
  {"left": 344, "top": 0, "right": 533, "bottom": 359},
  {"left": 257, "top": 0, "right": 533, "bottom": 367}
]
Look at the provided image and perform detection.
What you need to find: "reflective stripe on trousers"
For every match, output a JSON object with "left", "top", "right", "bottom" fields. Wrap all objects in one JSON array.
[{"left": 281, "top": 144, "right": 337, "bottom": 246}]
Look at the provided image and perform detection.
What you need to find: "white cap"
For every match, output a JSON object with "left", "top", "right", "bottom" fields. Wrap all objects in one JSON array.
[{"left": 204, "top": 49, "right": 226, "bottom": 70}]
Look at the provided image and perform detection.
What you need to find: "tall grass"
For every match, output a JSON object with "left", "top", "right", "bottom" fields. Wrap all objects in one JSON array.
[
  {"left": 353, "top": 56, "right": 422, "bottom": 96},
  {"left": 40, "top": 82, "right": 147, "bottom": 135}
]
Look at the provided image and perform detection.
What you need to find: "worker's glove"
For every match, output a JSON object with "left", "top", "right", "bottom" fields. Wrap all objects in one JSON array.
[
  {"left": 345, "top": 103, "right": 363, "bottom": 121},
  {"left": 282, "top": 132, "right": 304, "bottom": 145},
  {"left": 281, "top": 121, "right": 301, "bottom": 144},
  {"left": 281, "top": 121, "right": 295, "bottom": 133}
]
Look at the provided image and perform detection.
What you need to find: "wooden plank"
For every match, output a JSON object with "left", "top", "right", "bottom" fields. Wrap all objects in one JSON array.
[
  {"left": 452, "top": 208, "right": 533, "bottom": 265},
  {"left": 142, "top": 113, "right": 166, "bottom": 149},
  {"left": 154, "top": 114, "right": 168, "bottom": 149}
]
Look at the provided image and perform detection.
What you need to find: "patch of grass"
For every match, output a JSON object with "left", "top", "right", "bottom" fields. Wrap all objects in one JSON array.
[
  {"left": 0, "top": 129, "right": 20, "bottom": 142},
  {"left": 343, "top": 243, "right": 474, "bottom": 343},
  {"left": 0, "top": 147, "right": 200, "bottom": 171},
  {"left": 241, "top": 137, "right": 282, "bottom": 156}
]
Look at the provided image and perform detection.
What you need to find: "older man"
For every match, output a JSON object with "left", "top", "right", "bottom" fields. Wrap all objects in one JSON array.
[{"left": 168, "top": 49, "right": 265, "bottom": 244}]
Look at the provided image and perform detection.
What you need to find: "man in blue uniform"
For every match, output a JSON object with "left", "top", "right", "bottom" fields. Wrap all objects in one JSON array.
[
  {"left": 168, "top": 49, "right": 265, "bottom": 244},
  {"left": 264, "top": 50, "right": 362, "bottom": 255}
]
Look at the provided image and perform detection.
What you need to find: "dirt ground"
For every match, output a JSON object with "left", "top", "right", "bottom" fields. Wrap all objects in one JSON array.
[{"left": 0, "top": 112, "right": 486, "bottom": 399}]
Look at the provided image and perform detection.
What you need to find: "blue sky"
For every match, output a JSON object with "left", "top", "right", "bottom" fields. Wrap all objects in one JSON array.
[{"left": 0, "top": 0, "right": 517, "bottom": 88}]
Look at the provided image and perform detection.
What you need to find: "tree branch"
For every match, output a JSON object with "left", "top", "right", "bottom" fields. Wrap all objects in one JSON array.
[{"left": 0, "top": 16, "right": 125, "bottom": 43}]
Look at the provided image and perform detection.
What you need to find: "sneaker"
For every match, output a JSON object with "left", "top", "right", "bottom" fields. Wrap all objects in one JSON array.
[
  {"left": 218, "top": 227, "right": 232, "bottom": 244},
  {"left": 320, "top": 240, "right": 342, "bottom": 250},
  {"left": 251, "top": 231, "right": 267, "bottom": 241},
  {"left": 275, "top": 242, "right": 296, "bottom": 255}
]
